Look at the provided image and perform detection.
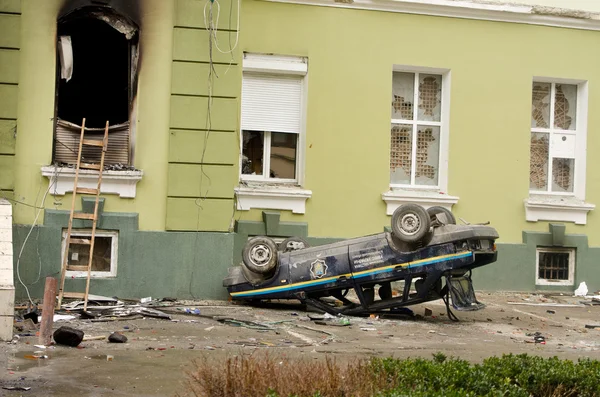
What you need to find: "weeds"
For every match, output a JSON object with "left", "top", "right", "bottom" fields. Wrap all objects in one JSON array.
[{"left": 180, "top": 353, "right": 600, "bottom": 397}]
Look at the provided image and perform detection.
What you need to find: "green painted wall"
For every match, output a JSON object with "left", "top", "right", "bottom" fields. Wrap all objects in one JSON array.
[
  {"left": 13, "top": 197, "right": 233, "bottom": 300},
  {"left": 239, "top": 0, "right": 600, "bottom": 245},
  {"left": 12, "top": 218, "right": 233, "bottom": 301},
  {"left": 0, "top": 0, "right": 19, "bottom": 197},
  {"left": 166, "top": 0, "right": 241, "bottom": 232},
  {"left": 12, "top": 0, "right": 174, "bottom": 231}
]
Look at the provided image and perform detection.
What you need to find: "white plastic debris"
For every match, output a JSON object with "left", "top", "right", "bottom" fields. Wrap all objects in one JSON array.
[
  {"left": 574, "top": 282, "right": 588, "bottom": 297},
  {"left": 53, "top": 314, "right": 76, "bottom": 322}
]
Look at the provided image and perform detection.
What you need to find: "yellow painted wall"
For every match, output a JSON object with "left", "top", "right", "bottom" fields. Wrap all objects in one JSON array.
[
  {"left": 13, "top": 0, "right": 175, "bottom": 231},
  {"left": 240, "top": 0, "right": 600, "bottom": 244}
]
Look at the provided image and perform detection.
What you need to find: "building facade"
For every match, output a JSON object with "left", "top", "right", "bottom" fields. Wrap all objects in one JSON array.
[{"left": 2, "top": 0, "right": 600, "bottom": 301}]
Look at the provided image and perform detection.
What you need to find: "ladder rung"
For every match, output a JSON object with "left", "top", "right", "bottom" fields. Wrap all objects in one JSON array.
[
  {"left": 82, "top": 139, "right": 105, "bottom": 147},
  {"left": 80, "top": 163, "right": 102, "bottom": 170},
  {"left": 61, "top": 292, "right": 87, "bottom": 299},
  {"left": 73, "top": 213, "right": 96, "bottom": 220},
  {"left": 67, "top": 265, "right": 90, "bottom": 271},
  {"left": 75, "top": 187, "right": 99, "bottom": 195},
  {"left": 69, "top": 238, "right": 91, "bottom": 245}
]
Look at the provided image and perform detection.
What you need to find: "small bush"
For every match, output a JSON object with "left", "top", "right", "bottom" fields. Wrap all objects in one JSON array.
[{"left": 180, "top": 353, "right": 600, "bottom": 397}]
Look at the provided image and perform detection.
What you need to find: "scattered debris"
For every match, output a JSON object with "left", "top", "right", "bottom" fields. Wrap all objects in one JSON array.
[
  {"left": 507, "top": 302, "right": 583, "bottom": 308},
  {"left": 574, "top": 282, "right": 588, "bottom": 297},
  {"left": 108, "top": 332, "right": 128, "bottom": 343},
  {"left": 23, "top": 311, "right": 39, "bottom": 324},
  {"left": 53, "top": 326, "right": 84, "bottom": 347},
  {"left": 53, "top": 314, "right": 77, "bottom": 322},
  {"left": 584, "top": 324, "right": 600, "bottom": 330},
  {"left": 217, "top": 318, "right": 276, "bottom": 331},
  {"left": 424, "top": 307, "right": 433, "bottom": 317},
  {"left": 82, "top": 335, "right": 107, "bottom": 341},
  {"left": 546, "top": 310, "right": 556, "bottom": 314},
  {"left": 2, "top": 386, "right": 32, "bottom": 391}
]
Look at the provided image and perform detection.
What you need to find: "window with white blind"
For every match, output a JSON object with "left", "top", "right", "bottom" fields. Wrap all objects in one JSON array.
[{"left": 240, "top": 54, "right": 307, "bottom": 183}]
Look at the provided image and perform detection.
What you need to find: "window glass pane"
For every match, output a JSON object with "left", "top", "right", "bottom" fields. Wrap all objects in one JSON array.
[
  {"left": 552, "top": 158, "right": 574, "bottom": 193},
  {"left": 531, "top": 82, "right": 551, "bottom": 128},
  {"left": 68, "top": 236, "right": 111, "bottom": 272},
  {"left": 538, "top": 251, "right": 570, "bottom": 280},
  {"left": 418, "top": 74, "right": 442, "bottom": 122},
  {"left": 554, "top": 84, "right": 577, "bottom": 130},
  {"left": 530, "top": 132, "right": 549, "bottom": 191},
  {"left": 415, "top": 125, "right": 440, "bottom": 186},
  {"left": 391, "top": 72, "right": 414, "bottom": 120},
  {"left": 390, "top": 124, "right": 412, "bottom": 184},
  {"left": 270, "top": 132, "right": 297, "bottom": 179},
  {"left": 242, "top": 130, "right": 264, "bottom": 176}
]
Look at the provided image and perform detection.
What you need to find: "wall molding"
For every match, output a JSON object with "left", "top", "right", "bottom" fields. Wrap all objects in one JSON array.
[
  {"left": 260, "top": 0, "right": 600, "bottom": 31},
  {"left": 382, "top": 190, "right": 459, "bottom": 215},
  {"left": 42, "top": 166, "right": 143, "bottom": 199},
  {"left": 235, "top": 185, "right": 312, "bottom": 214},
  {"left": 524, "top": 196, "right": 595, "bottom": 225}
]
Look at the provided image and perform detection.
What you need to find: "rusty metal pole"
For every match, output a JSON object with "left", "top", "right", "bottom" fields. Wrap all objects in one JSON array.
[{"left": 39, "top": 277, "right": 57, "bottom": 346}]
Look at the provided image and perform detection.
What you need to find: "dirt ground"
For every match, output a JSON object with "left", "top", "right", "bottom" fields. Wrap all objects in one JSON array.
[{"left": 1, "top": 292, "right": 600, "bottom": 396}]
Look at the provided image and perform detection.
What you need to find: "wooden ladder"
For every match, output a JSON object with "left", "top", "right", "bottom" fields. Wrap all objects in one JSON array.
[{"left": 57, "top": 119, "right": 109, "bottom": 311}]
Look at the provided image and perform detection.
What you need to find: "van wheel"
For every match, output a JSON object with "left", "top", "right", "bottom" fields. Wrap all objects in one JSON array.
[
  {"left": 391, "top": 204, "right": 431, "bottom": 243},
  {"left": 242, "top": 236, "right": 278, "bottom": 275},
  {"left": 427, "top": 206, "right": 456, "bottom": 225},
  {"left": 279, "top": 237, "right": 310, "bottom": 252}
]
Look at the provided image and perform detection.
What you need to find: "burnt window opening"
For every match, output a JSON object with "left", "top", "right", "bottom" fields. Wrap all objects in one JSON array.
[{"left": 54, "top": 8, "right": 139, "bottom": 167}]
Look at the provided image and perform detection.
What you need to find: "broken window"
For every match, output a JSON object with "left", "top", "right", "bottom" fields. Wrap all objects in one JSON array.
[
  {"left": 536, "top": 247, "right": 575, "bottom": 286},
  {"left": 62, "top": 230, "right": 118, "bottom": 278},
  {"left": 240, "top": 71, "right": 303, "bottom": 182},
  {"left": 54, "top": 7, "right": 139, "bottom": 167},
  {"left": 530, "top": 82, "right": 579, "bottom": 193},
  {"left": 390, "top": 72, "right": 442, "bottom": 187}
]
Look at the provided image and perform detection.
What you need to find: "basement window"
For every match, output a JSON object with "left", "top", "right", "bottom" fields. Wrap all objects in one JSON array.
[
  {"left": 54, "top": 8, "right": 139, "bottom": 167},
  {"left": 62, "top": 230, "right": 118, "bottom": 278},
  {"left": 535, "top": 247, "right": 575, "bottom": 286}
]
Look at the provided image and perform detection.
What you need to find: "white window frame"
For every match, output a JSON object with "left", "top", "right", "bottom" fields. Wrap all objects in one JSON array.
[
  {"left": 535, "top": 247, "right": 575, "bottom": 287},
  {"left": 383, "top": 65, "right": 458, "bottom": 215},
  {"left": 62, "top": 229, "right": 119, "bottom": 278},
  {"left": 529, "top": 79, "right": 587, "bottom": 198},
  {"left": 240, "top": 53, "right": 308, "bottom": 185},
  {"left": 525, "top": 78, "right": 594, "bottom": 224}
]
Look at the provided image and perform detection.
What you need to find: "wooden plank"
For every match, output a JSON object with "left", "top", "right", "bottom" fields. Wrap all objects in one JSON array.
[
  {"left": 61, "top": 292, "right": 87, "bottom": 299},
  {"left": 0, "top": 84, "right": 18, "bottom": 119},
  {"left": 73, "top": 213, "right": 96, "bottom": 220},
  {"left": 176, "top": 0, "right": 238, "bottom": 30},
  {"left": 0, "top": 155, "right": 14, "bottom": 190},
  {"left": 167, "top": 164, "right": 236, "bottom": 198},
  {"left": 170, "top": 96, "right": 238, "bottom": 131},
  {"left": 76, "top": 187, "right": 99, "bottom": 195},
  {"left": 172, "top": 62, "right": 240, "bottom": 97},
  {"left": 0, "top": 14, "right": 20, "bottom": 49},
  {"left": 39, "top": 277, "right": 57, "bottom": 346},
  {"left": 166, "top": 197, "right": 233, "bottom": 231},
  {"left": 173, "top": 28, "right": 238, "bottom": 64},
  {"left": 169, "top": 130, "right": 237, "bottom": 164},
  {"left": 82, "top": 139, "right": 105, "bottom": 147},
  {"left": 0, "top": 0, "right": 21, "bottom": 13},
  {"left": 0, "top": 49, "right": 19, "bottom": 84},
  {"left": 69, "top": 238, "right": 91, "bottom": 245},
  {"left": 80, "top": 163, "right": 102, "bottom": 170},
  {"left": 0, "top": 120, "right": 16, "bottom": 155},
  {"left": 67, "top": 265, "right": 90, "bottom": 272}
]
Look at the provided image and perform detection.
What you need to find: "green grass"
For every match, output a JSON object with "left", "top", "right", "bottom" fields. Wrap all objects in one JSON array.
[{"left": 180, "top": 353, "right": 600, "bottom": 397}]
